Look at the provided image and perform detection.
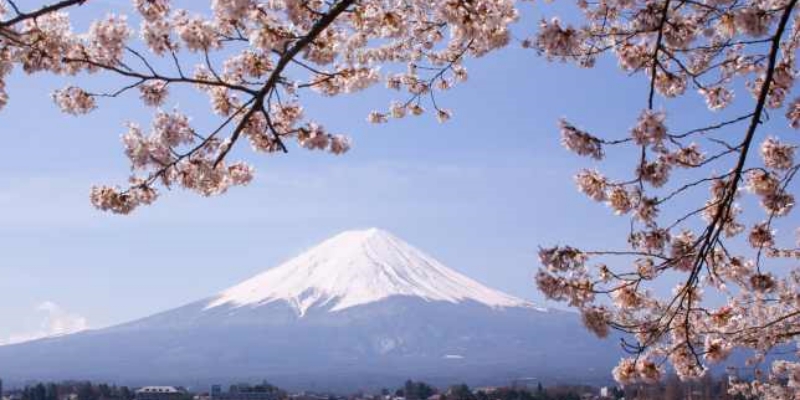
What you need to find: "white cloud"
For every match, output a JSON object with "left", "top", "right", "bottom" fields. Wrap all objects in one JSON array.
[{"left": 0, "top": 301, "right": 89, "bottom": 346}]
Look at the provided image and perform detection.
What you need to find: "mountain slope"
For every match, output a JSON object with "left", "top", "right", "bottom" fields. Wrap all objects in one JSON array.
[{"left": 0, "top": 229, "right": 620, "bottom": 390}]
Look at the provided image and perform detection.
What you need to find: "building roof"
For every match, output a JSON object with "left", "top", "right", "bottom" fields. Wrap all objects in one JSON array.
[{"left": 137, "top": 387, "right": 183, "bottom": 394}]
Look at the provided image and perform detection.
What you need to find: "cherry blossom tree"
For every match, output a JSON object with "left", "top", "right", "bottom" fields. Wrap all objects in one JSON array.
[
  {"left": 0, "top": 0, "right": 506, "bottom": 212},
  {"left": 531, "top": 0, "right": 800, "bottom": 396},
  {"left": 4, "top": 0, "right": 800, "bottom": 397}
]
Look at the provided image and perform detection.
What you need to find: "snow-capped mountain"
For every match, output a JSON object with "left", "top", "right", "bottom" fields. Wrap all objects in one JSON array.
[
  {"left": 0, "top": 229, "right": 620, "bottom": 390},
  {"left": 206, "top": 228, "right": 537, "bottom": 315}
]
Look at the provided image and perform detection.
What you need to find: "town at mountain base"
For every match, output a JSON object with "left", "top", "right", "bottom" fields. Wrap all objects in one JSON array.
[{"left": 0, "top": 229, "right": 620, "bottom": 390}]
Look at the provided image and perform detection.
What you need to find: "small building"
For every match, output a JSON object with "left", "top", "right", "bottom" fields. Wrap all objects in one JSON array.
[
  {"left": 136, "top": 387, "right": 186, "bottom": 400},
  {"left": 211, "top": 384, "right": 282, "bottom": 400},
  {"left": 288, "top": 392, "right": 329, "bottom": 400}
]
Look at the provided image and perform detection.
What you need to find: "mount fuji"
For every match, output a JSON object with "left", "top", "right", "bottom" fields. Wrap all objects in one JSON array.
[{"left": 0, "top": 229, "right": 620, "bottom": 389}]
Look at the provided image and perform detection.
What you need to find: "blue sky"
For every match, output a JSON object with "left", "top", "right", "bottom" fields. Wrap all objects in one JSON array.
[{"left": 0, "top": 1, "right": 793, "bottom": 343}]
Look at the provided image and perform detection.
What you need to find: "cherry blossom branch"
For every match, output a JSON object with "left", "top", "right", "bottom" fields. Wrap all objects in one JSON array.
[
  {"left": 0, "top": 0, "right": 87, "bottom": 28},
  {"left": 212, "top": 0, "right": 357, "bottom": 166}
]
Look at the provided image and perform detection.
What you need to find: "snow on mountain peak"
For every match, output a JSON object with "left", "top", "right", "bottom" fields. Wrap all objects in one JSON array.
[{"left": 205, "top": 228, "right": 538, "bottom": 316}]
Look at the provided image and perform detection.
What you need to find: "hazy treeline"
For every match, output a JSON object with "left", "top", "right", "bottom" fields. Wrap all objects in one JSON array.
[
  {"left": 620, "top": 374, "right": 750, "bottom": 400},
  {"left": 386, "top": 380, "right": 592, "bottom": 400},
  {"left": 6, "top": 374, "right": 746, "bottom": 400},
  {"left": 16, "top": 382, "right": 139, "bottom": 400}
]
